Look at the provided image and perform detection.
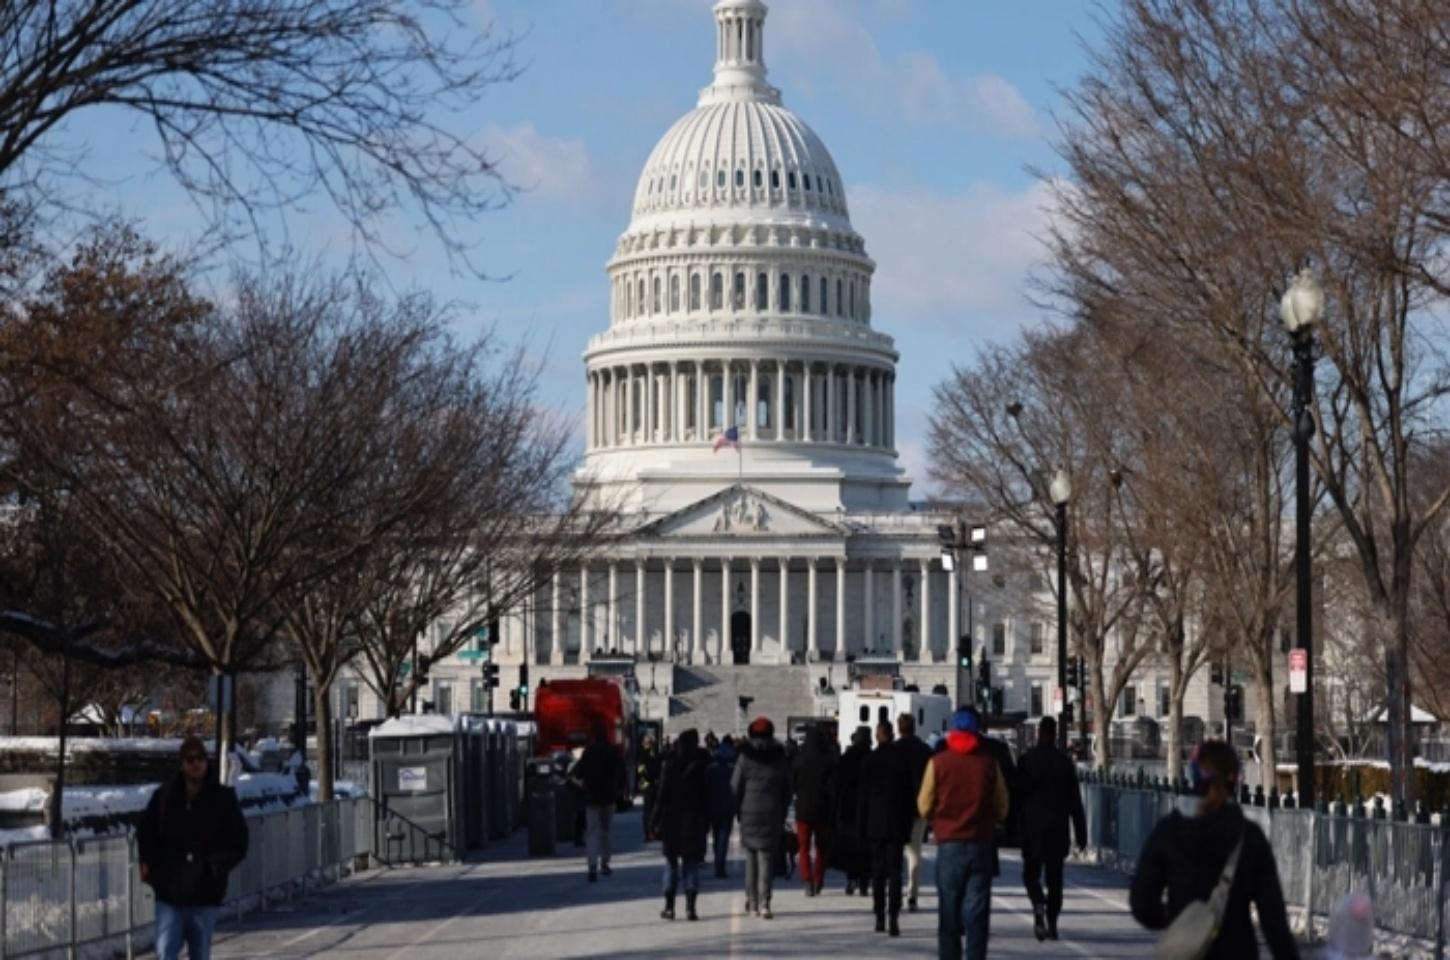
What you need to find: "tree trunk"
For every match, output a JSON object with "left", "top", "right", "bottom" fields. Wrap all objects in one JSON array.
[
  {"left": 313, "top": 679, "right": 335, "bottom": 803},
  {"left": 1166, "top": 676, "right": 1185, "bottom": 785},
  {"left": 48, "top": 652, "right": 71, "bottom": 839},
  {"left": 1091, "top": 659, "right": 1110, "bottom": 770},
  {"left": 1254, "top": 650, "right": 1277, "bottom": 793}
]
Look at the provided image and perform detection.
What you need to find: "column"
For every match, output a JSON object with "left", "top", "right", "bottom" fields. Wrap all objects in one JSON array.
[
  {"left": 863, "top": 371, "right": 874, "bottom": 447},
  {"left": 721, "top": 559, "right": 733, "bottom": 664},
  {"left": 835, "top": 558, "right": 846, "bottom": 661},
  {"left": 624, "top": 368, "right": 634, "bottom": 444},
  {"left": 748, "top": 360, "right": 759, "bottom": 440},
  {"left": 778, "top": 557, "right": 790, "bottom": 661},
  {"left": 826, "top": 364, "right": 836, "bottom": 442},
  {"left": 579, "top": 566, "right": 591, "bottom": 663},
  {"left": 846, "top": 367, "right": 856, "bottom": 445},
  {"left": 802, "top": 364, "right": 814, "bottom": 442},
  {"left": 776, "top": 360, "right": 787, "bottom": 441},
  {"left": 692, "top": 559, "right": 704, "bottom": 664},
  {"left": 550, "top": 571, "right": 563, "bottom": 666},
  {"left": 886, "top": 376, "right": 894, "bottom": 448},
  {"left": 584, "top": 372, "right": 593, "bottom": 449},
  {"left": 892, "top": 560, "right": 903, "bottom": 657},
  {"left": 664, "top": 559, "right": 676, "bottom": 661},
  {"left": 864, "top": 564, "right": 875, "bottom": 653},
  {"left": 635, "top": 561, "right": 646, "bottom": 657},
  {"left": 920, "top": 558, "right": 933, "bottom": 663},
  {"left": 807, "top": 557, "right": 819, "bottom": 659},
  {"left": 948, "top": 564, "right": 960, "bottom": 660},
  {"left": 608, "top": 563, "right": 618, "bottom": 654},
  {"left": 749, "top": 558, "right": 761, "bottom": 655}
]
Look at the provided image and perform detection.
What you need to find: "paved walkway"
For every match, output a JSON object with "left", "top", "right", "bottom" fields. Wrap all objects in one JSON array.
[{"left": 208, "top": 810, "right": 1164, "bottom": 959}]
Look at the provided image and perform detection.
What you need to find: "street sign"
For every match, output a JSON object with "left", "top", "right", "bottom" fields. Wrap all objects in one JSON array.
[
  {"left": 457, "top": 649, "right": 485, "bottom": 663},
  {"left": 1053, "top": 688, "right": 1064, "bottom": 714},
  {"left": 1289, "top": 648, "right": 1308, "bottom": 694}
]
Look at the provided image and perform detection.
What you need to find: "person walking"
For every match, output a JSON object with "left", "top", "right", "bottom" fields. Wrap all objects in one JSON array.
[
  {"left": 706, "top": 736, "right": 737, "bottom": 877},
  {"left": 731, "top": 716, "right": 791, "bottom": 919},
  {"left": 137, "top": 736, "right": 249, "bottom": 960},
  {"left": 832, "top": 725, "right": 873, "bottom": 897},
  {"left": 859, "top": 720, "right": 916, "bottom": 937},
  {"left": 918, "top": 708, "right": 1009, "bottom": 960},
  {"left": 1129, "top": 740, "right": 1298, "bottom": 959},
  {"left": 1016, "top": 717, "right": 1086, "bottom": 941},
  {"left": 571, "top": 723, "right": 625, "bottom": 882},
  {"left": 638, "top": 733, "right": 663, "bottom": 842},
  {"left": 652, "top": 728, "right": 710, "bottom": 921},
  {"left": 792, "top": 726, "right": 836, "bottom": 897},
  {"left": 895, "top": 713, "right": 935, "bottom": 912}
]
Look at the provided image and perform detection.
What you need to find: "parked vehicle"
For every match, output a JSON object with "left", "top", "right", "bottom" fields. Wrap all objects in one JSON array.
[
  {"left": 533, "top": 678, "right": 643, "bottom": 802},
  {"left": 835, "top": 690, "right": 951, "bottom": 752}
]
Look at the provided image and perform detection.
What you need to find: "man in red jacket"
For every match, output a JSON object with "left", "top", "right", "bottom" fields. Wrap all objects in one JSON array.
[{"left": 917, "top": 708, "right": 1008, "bottom": 960}]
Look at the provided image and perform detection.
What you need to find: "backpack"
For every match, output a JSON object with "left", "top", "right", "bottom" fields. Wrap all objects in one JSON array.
[{"left": 1155, "top": 826, "right": 1244, "bottom": 960}]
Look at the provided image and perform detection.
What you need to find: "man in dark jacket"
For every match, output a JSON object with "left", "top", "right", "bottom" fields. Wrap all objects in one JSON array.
[
  {"left": 137, "top": 736, "right": 249, "bottom": 960},
  {"left": 731, "top": 716, "right": 790, "bottom": 919},
  {"left": 791, "top": 726, "right": 835, "bottom": 896},
  {"left": 651, "top": 728, "right": 710, "bottom": 921},
  {"left": 1017, "top": 717, "right": 1086, "bottom": 941},
  {"left": 638, "top": 733, "right": 662, "bottom": 842},
  {"left": 858, "top": 721, "right": 916, "bottom": 937},
  {"left": 831, "top": 725, "right": 872, "bottom": 896},
  {"left": 895, "top": 713, "right": 935, "bottom": 912},
  {"left": 571, "top": 723, "right": 625, "bottom": 882},
  {"left": 705, "top": 738, "right": 737, "bottom": 877}
]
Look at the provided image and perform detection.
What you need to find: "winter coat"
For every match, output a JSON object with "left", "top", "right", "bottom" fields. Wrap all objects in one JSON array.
[
  {"left": 731, "top": 735, "right": 791, "bottom": 852},
  {"left": 791, "top": 729, "right": 836, "bottom": 825},
  {"left": 830, "top": 741, "right": 871, "bottom": 875},
  {"left": 706, "top": 742, "right": 737, "bottom": 821},
  {"left": 895, "top": 734, "right": 935, "bottom": 802},
  {"left": 858, "top": 741, "right": 917, "bottom": 843},
  {"left": 980, "top": 734, "right": 1019, "bottom": 849},
  {"left": 571, "top": 742, "right": 625, "bottom": 807},
  {"left": 637, "top": 746, "right": 662, "bottom": 795},
  {"left": 651, "top": 744, "right": 711, "bottom": 860},
  {"left": 1129, "top": 803, "right": 1299, "bottom": 960},
  {"left": 137, "top": 774, "right": 249, "bottom": 908},
  {"left": 1016, "top": 741, "right": 1087, "bottom": 862}
]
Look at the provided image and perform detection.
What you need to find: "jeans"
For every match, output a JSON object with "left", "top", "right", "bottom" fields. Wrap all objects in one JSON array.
[
  {"left": 663, "top": 855, "right": 702, "bottom": 894},
  {"left": 1022, "top": 853, "right": 1065, "bottom": 920},
  {"left": 155, "top": 901, "right": 218, "bottom": 960},
  {"left": 743, "top": 846, "right": 775, "bottom": 908},
  {"left": 712, "top": 816, "right": 733, "bottom": 873},
  {"left": 935, "top": 841, "right": 993, "bottom": 960},
  {"left": 870, "top": 840, "right": 905, "bottom": 921},
  {"left": 905, "top": 817, "right": 928, "bottom": 899},
  {"left": 795, "top": 820, "right": 828, "bottom": 890},
  {"left": 585, "top": 804, "right": 614, "bottom": 870}
]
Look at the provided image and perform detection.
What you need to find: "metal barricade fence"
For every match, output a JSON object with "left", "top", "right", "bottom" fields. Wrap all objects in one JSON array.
[
  {"left": 0, "top": 796, "right": 375, "bottom": 959},
  {"left": 1083, "top": 782, "right": 1450, "bottom": 957}
]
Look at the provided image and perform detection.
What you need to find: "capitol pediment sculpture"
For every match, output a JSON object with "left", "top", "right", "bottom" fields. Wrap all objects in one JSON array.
[{"left": 712, "top": 490, "right": 769, "bottom": 533}]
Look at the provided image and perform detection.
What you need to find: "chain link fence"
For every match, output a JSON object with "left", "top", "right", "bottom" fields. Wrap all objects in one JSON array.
[
  {"left": 1082, "top": 780, "right": 1450, "bottom": 958},
  {"left": 0, "top": 796, "right": 377, "bottom": 959}
]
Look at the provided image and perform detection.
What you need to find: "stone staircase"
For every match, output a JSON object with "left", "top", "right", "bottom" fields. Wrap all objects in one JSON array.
[{"left": 669, "top": 664, "right": 812, "bottom": 738}]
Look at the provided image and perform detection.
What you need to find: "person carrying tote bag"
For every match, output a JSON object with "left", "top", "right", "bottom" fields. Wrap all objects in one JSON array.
[{"left": 1129, "top": 741, "right": 1299, "bottom": 960}]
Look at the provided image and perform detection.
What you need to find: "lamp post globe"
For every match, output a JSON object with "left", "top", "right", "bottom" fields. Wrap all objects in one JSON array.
[
  {"left": 1280, "top": 268, "right": 1324, "bottom": 335},
  {"left": 1050, "top": 468, "right": 1072, "bottom": 506}
]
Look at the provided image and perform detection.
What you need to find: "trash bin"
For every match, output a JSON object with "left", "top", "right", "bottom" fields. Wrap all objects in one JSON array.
[{"left": 526, "top": 759, "right": 557, "bottom": 855}]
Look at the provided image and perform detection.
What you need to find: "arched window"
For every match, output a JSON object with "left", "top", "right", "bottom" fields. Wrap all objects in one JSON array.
[
  {"left": 836, "top": 278, "right": 844, "bottom": 316},
  {"left": 717, "top": 169, "right": 726, "bottom": 188},
  {"left": 755, "top": 273, "right": 768, "bottom": 311},
  {"left": 733, "top": 272, "right": 746, "bottom": 309},
  {"left": 690, "top": 274, "right": 702, "bottom": 311},
  {"left": 735, "top": 169, "right": 744, "bottom": 188},
  {"left": 827, "top": 179, "right": 834, "bottom": 196},
  {"left": 849, "top": 280, "right": 856, "bottom": 318},
  {"left": 788, "top": 171, "right": 797, "bottom": 190},
  {"left": 757, "top": 375, "right": 771, "bottom": 429},
  {"left": 699, "top": 170, "right": 707, "bottom": 189},
  {"left": 652, "top": 276, "right": 662, "bottom": 313},
  {"left": 638, "top": 279, "right": 646, "bottom": 315},
  {"left": 711, "top": 272, "right": 724, "bottom": 310},
  {"left": 771, "top": 170, "right": 780, "bottom": 190},
  {"left": 803, "top": 173, "right": 812, "bottom": 191},
  {"left": 779, "top": 273, "right": 791, "bottom": 312},
  {"left": 753, "top": 169, "right": 762, "bottom": 188},
  {"left": 801, "top": 274, "right": 811, "bottom": 313},
  {"left": 819, "top": 277, "right": 828, "bottom": 314},
  {"left": 669, "top": 173, "right": 676, "bottom": 190},
  {"left": 669, "top": 274, "right": 680, "bottom": 312}
]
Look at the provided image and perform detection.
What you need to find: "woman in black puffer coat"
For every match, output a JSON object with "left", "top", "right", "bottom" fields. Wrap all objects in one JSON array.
[
  {"left": 651, "top": 728, "right": 711, "bottom": 921},
  {"left": 830, "top": 725, "right": 872, "bottom": 896},
  {"left": 731, "top": 717, "right": 791, "bottom": 919}
]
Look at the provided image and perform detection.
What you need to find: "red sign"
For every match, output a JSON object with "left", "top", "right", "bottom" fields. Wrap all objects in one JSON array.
[{"left": 1288, "top": 648, "right": 1308, "bottom": 694}]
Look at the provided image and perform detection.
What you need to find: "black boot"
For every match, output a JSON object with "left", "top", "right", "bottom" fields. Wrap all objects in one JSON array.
[
  {"left": 686, "top": 891, "right": 699, "bottom": 921},
  {"left": 661, "top": 891, "right": 676, "bottom": 921},
  {"left": 1047, "top": 910, "right": 1060, "bottom": 940},
  {"left": 888, "top": 914, "right": 900, "bottom": 937},
  {"left": 1033, "top": 904, "right": 1048, "bottom": 941}
]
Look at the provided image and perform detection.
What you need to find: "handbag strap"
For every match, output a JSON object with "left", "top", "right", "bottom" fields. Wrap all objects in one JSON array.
[{"left": 1205, "top": 824, "right": 1246, "bottom": 922}]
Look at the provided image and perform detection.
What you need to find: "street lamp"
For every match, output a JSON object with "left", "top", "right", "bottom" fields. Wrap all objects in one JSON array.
[
  {"left": 938, "top": 520, "right": 988, "bottom": 707},
  {"left": 1281, "top": 268, "right": 1322, "bottom": 807},
  {"left": 1050, "top": 468, "right": 1072, "bottom": 753}
]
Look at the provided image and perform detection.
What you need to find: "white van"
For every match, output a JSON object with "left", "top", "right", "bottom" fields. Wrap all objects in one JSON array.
[{"left": 836, "top": 689, "right": 952, "bottom": 753}]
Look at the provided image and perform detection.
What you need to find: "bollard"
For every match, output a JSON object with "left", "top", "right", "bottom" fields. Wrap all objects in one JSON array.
[
  {"left": 1394, "top": 800, "right": 1408, "bottom": 822},
  {"left": 1253, "top": 784, "right": 1265, "bottom": 807},
  {"left": 1240, "top": 783, "right": 1251, "bottom": 805},
  {"left": 1416, "top": 801, "right": 1431, "bottom": 825},
  {"left": 1269, "top": 787, "right": 1280, "bottom": 809},
  {"left": 1373, "top": 796, "right": 1386, "bottom": 821}
]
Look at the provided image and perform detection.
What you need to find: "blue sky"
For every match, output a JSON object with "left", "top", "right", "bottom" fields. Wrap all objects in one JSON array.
[{"left": 62, "top": 0, "right": 1103, "bottom": 495}]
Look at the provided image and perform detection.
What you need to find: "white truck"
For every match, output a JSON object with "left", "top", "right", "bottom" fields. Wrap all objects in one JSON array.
[{"left": 836, "top": 689, "right": 953, "bottom": 753}]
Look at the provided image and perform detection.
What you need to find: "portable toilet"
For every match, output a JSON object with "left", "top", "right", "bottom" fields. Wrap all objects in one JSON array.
[{"left": 368, "top": 715, "right": 462, "bottom": 863}]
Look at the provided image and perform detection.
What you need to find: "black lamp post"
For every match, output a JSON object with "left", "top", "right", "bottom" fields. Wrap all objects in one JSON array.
[
  {"left": 1281, "top": 268, "right": 1322, "bottom": 807},
  {"left": 1050, "top": 468, "right": 1072, "bottom": 753}
]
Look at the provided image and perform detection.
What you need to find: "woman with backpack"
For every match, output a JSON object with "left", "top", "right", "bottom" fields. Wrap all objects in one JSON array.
[{"left": 1129, "top": 740, "right": 1299, "bottom": 958}]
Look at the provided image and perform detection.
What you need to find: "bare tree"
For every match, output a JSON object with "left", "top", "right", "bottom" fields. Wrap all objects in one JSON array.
[{"left": 0, "top": 0, "right": 518, "bottom": 274}]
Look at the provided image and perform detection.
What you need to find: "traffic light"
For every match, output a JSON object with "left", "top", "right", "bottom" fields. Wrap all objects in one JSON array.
[
  {"left": 518, "top": 663, "right": 529, "bottom": 696},
  {"left": 1225, "top": 683, "right": 1244, "bottom": 722},
  {"left": 1211, "top": 661, "right": 1225, "bottom": 686},
  {"left": 1065, "top": 657, "right": 1079, "bottom": 688},
  {"left": 483, "top": 661, "right": 501, "bottom": 689},
  {"left": 957, "top": 635, "right": 971, "bottom": 671},
  {"left": 485, "top": 605, "right": 501, "bottom": 649},
  {"left": 509, "top": 690, "right": 521, "bottom": 711}
]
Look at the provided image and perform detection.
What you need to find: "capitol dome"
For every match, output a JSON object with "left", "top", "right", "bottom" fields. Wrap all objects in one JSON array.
[{"left": 581, "top": 0, "right": 907, "bottom": 515}]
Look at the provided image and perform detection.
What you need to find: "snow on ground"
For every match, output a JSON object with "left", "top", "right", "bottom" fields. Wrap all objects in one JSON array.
[{"left": 0, "top": 736, "right": 188, "bottom": 754}]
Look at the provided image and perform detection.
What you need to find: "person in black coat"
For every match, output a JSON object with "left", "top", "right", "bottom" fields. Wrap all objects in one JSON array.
[
  {"left": 894, "top": 713, "right": 935, "bottom": 912},
  {"left": 791, "top": 726, "right": 836, "bottom": 896},
  {"left": 1130, "top": 740, "right": 1298, "bottom": 959},
  {"left": 1016, "top": 717, "right": 1086, "bottom": 941},
  {"left": 638, "top": 734, "right": 663, "bottom": 842},
  {"left": 831, "top": 725, "right": 872, "bottom": 896},
  {"left": 705, "top": 737, "right": 737, "bottom": 877},
  {"left": 651, "top": 728, "right": 710, "bottom": 921},
  {"left": 571, "top": 723, "right": 626, "bottom": 881},
  {"left": 137, "top": 736, "right": 249, "bottom": 960},
  {"left": 857, "top": 721, "right": 917, "bottom": 936},
  {"left": 731, "top": 717, "right": 791, "bottom": 918}
]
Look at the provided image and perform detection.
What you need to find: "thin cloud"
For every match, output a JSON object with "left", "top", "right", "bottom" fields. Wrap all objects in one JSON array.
[{"left": 481, "top": 123, "right": 596, "bottom": 207}]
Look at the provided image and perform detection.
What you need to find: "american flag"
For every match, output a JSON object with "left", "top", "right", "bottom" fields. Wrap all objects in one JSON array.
[{"left": 712, "top": 425, "right": 740, "bottom": 452}]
